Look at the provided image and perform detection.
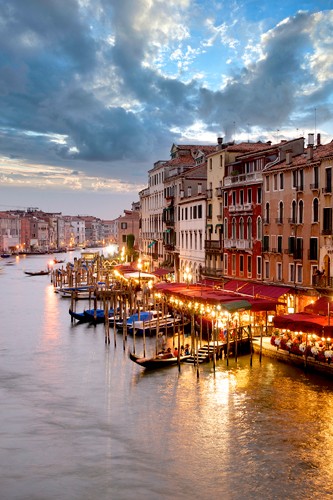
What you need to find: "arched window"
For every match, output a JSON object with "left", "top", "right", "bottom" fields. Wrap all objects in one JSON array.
[
  {"left": 265, "top": 202, "right": 270, "bottom": 223},
  {"left": 298, "top": 200, "right": 304, "bottom": 224},
  {"left": 278, "top": 201, "right": 284, "bottom": 223},
  {"left": 232, "top": 218, "right": 237, "bottom": 239},
  {"left": 257, "top": 217, "right": 262, "bottom": 241},
  {"left": 291, "top": 200, "right": 297, "bottom": 223},
  {"left": 247, "top": 217, "right": 252, "bottom": 241},
  {"left": 239, "top": 217, "right": 244, "bottom": 239},
  {"left": 313, "top": 198, "right": 319, "bottom": 222}
]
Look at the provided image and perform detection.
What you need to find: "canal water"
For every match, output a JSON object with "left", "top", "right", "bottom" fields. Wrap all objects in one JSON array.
[{"left": 1, "top": 251, "right": 333, "bottom": 500}]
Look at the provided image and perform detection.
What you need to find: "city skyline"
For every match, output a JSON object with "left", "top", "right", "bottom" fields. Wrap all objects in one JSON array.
[{"left": 0, "top": 0, "right": 333, "bottom": 219}]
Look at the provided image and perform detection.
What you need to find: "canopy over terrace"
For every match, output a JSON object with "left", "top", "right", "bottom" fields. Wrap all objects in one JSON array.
[
  {"left": 273, "top": 312, "right": 329, "bottom": 334},
  {"left": 219, "top": 280, "right": 292, "bottom": 300},
  {"left": 154, "top": 283, "right": 278, "bottom": 312}
]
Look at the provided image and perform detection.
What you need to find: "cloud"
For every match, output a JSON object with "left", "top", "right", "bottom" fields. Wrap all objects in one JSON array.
[{"left": 0, "top": 0, "right": 332, "bottom": 191}]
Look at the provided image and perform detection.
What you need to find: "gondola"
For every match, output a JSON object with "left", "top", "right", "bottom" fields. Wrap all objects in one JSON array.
[
  {"left": 69, "top": 308, "right": 115, "bottom": 324},
  {"left": 24, "top": 270, "right": 50, "bottom": 276},
  {"left": 129, "top": 351, "right": 190, "bottom": 369}
]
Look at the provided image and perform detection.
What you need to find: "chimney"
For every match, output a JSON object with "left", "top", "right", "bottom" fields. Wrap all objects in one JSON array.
[
  {"left": 307, "top": 144, "right": 314, "bottom": 160},
  {"left": 286, "top": 149, "right": 292, "bottom": 165},
  {"left": 308, "top": 133, "right": 314, "bottom": 147},
  {"left": 217, "top": 137, "right": 223, "bottom": 145},
  {"left": 317, "top": 133, "right": 321, "bottom": 146}
]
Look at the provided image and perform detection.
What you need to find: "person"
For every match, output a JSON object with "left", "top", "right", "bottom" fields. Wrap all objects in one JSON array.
[
  {"left": 185, "top": 344, "right": 190, "bottom": 355},
  {"left": 173, "top": 347, "right": 179, "bottom": 357}
]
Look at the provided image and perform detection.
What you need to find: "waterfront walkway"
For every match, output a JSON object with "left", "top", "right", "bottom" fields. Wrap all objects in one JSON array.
[{"left": 252, "top": 336, "right": 333, "bottom": 378}]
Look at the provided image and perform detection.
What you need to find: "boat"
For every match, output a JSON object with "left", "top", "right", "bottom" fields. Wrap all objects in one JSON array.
[
  {"left": 69, "top": 308, "right": 115, "bottom": 324},
  {"left": 129, "top": 351, "right": 190, "bottom": 369},
  {"left": 116, "top": 310, "right": 181, "bottom": 334},
  {"left": 24, "top": 270, "right": 50, "bottom": 276},
  {"left": 1, "top": 253, "right": 11, "bottom": 258},
  {"left": 53, "top": 258, "right": 65, "bottom": 264}
]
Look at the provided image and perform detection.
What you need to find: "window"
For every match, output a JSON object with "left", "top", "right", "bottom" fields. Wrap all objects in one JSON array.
[
  {"left": 313, "top": 166, "right": 319, "bottom": 188},
  {"left": 232, "top": 191, "right": 236, "bottom": 206},
  {"left": 224, "top": 218, "right": 228, "bottom": 239},
  {"left": 232, "top": 218, "right": 237, "bottom": 239},
  {"left": 313, "top": 198, "right": 319, "bottom": 222},
  {"left": 278, "top": 201, "right": 284, "bottom": 223},
  {"left": 247, "top": 217, "right": 252, "bottom": 241},
  {"left": 239, "top": 218, "right": 244, "bottom": 239},
  {"left": 224, "top": 253, "right": 228, "bottom": 274},
  {"left": 232, "top": 254, "right": 236, "bottom": 275},
  {"left": 323, "top": 207, "right": 332, "bottom": 234},
  {"left": 247, "top": 188, "right": 252, "bottom": 204},
  {"left": 207, "top": 204, "right": 212, "bottom": 218},
  {"left": 295, "top": 238, "right": 303, "bottom": 259},
  {"left": 198, "top": 205, "right": 202, "bottom": 218},
  {"left": 298, "top": 200, "right": 304, "bottom": 223},
  {"left": 309, "top": 238, "right": 318, "bottom": 260},
  {"left": 273, "top": 174, "right": 278, "bottom": 191},
  {"left": 264, "top": 260, "right": 270, "bottom": 279},
  {"left": 257, "top": 187, "right": 262, "bottom": 204},
  {"left": 277, "top": 235, "right": 283, "bottom": 253},
  {"left": 292, "top": 170, "right": 297, "bottom": 188},
  {"left": 240, "top": 190, "right": 244, "bottom": 205},
  {"left": 288, "top": 236, "right": 295, "bottom": 254},
  {"left": 277, "top": 262, "right": 282, "bottom": 281},
  {"left": 291, "top": 200, "right": 297, "bottom": 223},
  {"left": 240, "top": 255, "right": 244, "bottom": 273},
  {"left": 185, "top": 207, "right": 188, "bottom": 220},
  {"left": 279, "top": 173, "right": 284, "bottom": 190},
  {"left": 265, "top": 202, "right": 270, "bottom": 223},
  {"left": 298, "top": 170, "right": 304, "bottom": 190},
  {"left": 193, "top": 205, "right": 197, "bottom": 219},
  {"left": 325, "top": 168, "right": 332, "bottom": 193},
  {"left": 289, "top": 263, "right": 295, "bottom": 282},
  {"left": 257, "top": 217, "right": 262, "bottom": 240},
  {"left": 263, "top": 235, "right": 269, "bottom": 252},
  {"left": 247, "top": 255, "right": 252, "bottom": 276},
  {"left": 257, "top": 256, "right": 262, "bottom": 277},
  {"left": 121, "top": 222, "right": 127, "bottom": 229},
  {"left": 224, "top": 192, "right": 228, "bottom": 207},
  {"left": 296, "top": 264, "right": 303, "bottom": 284},
  {"left": 265, "top": 176, "right": 270, "bottom": 191},
  {"left": 122, "top": 235, "right": 126, "bottom": 242}
]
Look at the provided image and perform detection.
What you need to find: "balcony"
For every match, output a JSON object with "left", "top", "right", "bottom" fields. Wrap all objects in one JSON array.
[
  {"left": 288, "top": 218, "right": 297, "bottom": 224},
  {"left": 205, "top": 240, "right": 222, "bottom": 252},
  {"left": 224, "top": 239, "right": 253, "bottom": 250},
  {"left": 217, "top": 214, "right": 223, "bottom": 221},
  {"left": 312, "top": 275, "right": 333, "bottom": 290},
  {"left": 206, "top": 189, "right": 213, "bottom": 199},
  {"left": 164, "top": 219, "right": 174, "bottom": 227},
  {"left": 322, "top": 187, "right": 332, "bottom": 195},
  {"left": 224, "top": 171, "right": 262, "bottom": 187},
  {"left": 275, "top": 217, "right": 283, "bottom": 224},
  {"left": 322, "top": 229, "right": 333, "bottom": 235},
  {"left": 201, "top": 267, "right": 224, "bottom": 278},
  {"left": 296, "top": 185, "right": 304, "bottom": 192}
]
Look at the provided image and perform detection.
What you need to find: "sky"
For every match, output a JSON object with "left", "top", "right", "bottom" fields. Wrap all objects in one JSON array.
[{"left": 0, "top": 0, "right": 333, "bottom": 219}]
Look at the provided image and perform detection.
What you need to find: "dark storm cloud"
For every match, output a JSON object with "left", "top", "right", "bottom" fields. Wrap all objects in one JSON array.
[{"left": 0, "top": 1, "right": 331, "bottom": 182}]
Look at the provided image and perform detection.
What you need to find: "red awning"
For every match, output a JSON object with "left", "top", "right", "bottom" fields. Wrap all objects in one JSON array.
[
  {"left": 304, "top": 296, "right": 333, "bottom": 316},
  {"left": 273, "top": 313, "right": 328, "bottom": 333},
  {"left": 152, "top": 268, "right": 174, "bottom": 277},
  {"left": 222, "top": 280, "right": 291, "bottom": 299}
]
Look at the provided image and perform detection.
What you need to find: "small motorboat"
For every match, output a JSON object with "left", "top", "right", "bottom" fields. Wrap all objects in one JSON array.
[
  {"left": 129, "top": 351, "right": 190, "bottom": 369},
  {"left": 116, "top": 310, "right": 181, "bottom": 335}
]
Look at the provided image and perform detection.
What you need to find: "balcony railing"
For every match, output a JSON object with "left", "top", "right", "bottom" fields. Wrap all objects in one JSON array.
[
  {"left": 322, "top": 229, "right": 333, "bottom": 235},
  {"left": 215, "top": 187, "right": 223, "bottom": 197},
  {"left": 206, "top": 189, "right": 213, "bottom": 199},
  {"left": 205, "top": 240, "right": 222, "bottom": 251},
  {"left": 164, "top": 244, "right": 175, "bottom": 251},
  {"left": 322, "top": 187, "right": 332, "bottom": 194},
  {"left": 224, "top": 171, "right": 262, "bottom": 187},
  {"left": 312, "top": 276, "right": 333, "bottom": 289},
  {"left": 200, "top": 267, "right": 224, "bottom": 278},
  {"left": 275, "top": 217, "right": 283, "bottom": 224},
  {"left": 224, "top": 239, "right": 253, "bottom": 250}
]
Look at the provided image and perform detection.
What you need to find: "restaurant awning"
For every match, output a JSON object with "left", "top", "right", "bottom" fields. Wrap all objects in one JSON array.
[
  {"left": 273, "top": 313, "right": 328, "bottom": 333},
  {"left": 222, "top": 280, "right": 291, "bottom": 299},
  {"left": 304, "top": 296, "right": 333, "bottom": 316},
  {"left": 152, "top": 268, "right": 174, "bottom": 277}
]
